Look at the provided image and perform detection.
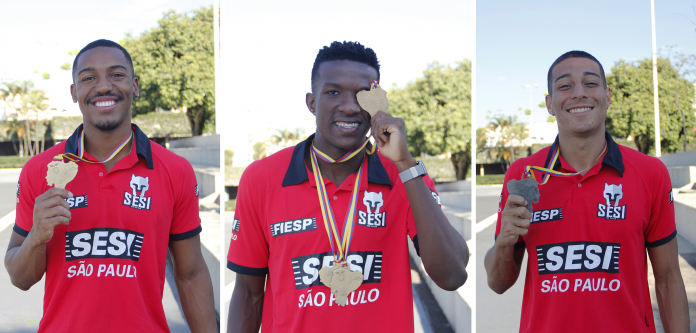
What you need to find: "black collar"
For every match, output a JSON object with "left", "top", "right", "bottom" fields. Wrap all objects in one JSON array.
[
  {"left": 281, "top": 134, "right": 392, "bottom": 188},
  {"left": 544, "top": 131, "right": 624, "bottom": 177},
  {"left": 64, "top": 123, "right": 154, "bottom": 169}
]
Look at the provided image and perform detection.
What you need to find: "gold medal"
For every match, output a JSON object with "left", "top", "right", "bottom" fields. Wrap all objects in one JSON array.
[
  {"left": 319, "top": 264, "right": 363, "bottom": 307},
  {"left": 46, "top": 160, "right": 78, "bottom": 189},
  {"left": 357, "top": 81, "right": 389, "bottom": 117}
]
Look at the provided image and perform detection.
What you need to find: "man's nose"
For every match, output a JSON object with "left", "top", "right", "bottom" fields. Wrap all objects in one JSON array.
[
  {"left": 95, "top": 76, "right": 113, "bottom": 94},
  {"left": 338, "top": 93, "right": 362, "bottom": 115},
  {"left": 570, "top": 82, "right": 588, "bottom": 99}
]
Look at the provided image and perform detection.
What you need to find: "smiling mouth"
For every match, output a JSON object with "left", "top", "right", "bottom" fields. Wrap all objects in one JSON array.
[
  {"left": 95, "top": 100, "right": 116, "bottom": 107},
  {"left": 568, "top": 107, "right": 593, "bottom": 114},
  {"left": 335, "top": 121, "right": 361, "bottom": 129}
]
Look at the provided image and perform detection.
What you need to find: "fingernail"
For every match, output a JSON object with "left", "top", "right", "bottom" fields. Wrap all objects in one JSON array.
[{"left": 68, "top": 191, "right": 73, "bottom": 198}]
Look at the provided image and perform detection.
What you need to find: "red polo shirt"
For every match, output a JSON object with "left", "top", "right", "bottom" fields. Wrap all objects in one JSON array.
[
  {"left": 227, "top": 134, "right": 440, "bottom": 333},
  {"left": 13, "top": 124, "right": 201, "bottom": 333},
  {"left": 495, "top": 133, "right": 676, "bottom": 333}
]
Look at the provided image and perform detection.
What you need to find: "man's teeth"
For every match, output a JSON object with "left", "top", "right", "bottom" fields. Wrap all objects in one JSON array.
[
  {"left": 95, "top": 100, "right": 116, "bottom": 107},
  {"left": 568, "top": 107, "right": 591, "bottom": 113},
  {"left": 336, "top": 122, "right": 359, "bottom": 128}
]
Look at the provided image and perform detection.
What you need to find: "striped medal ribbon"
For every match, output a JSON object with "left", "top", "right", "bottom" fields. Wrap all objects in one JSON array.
[
  {"left": 53, "top": 129, "right": 133, "bottom": 164},
  {"left": 311, "top": 139, "right": 375, "bottom": 306},
  {"left": 524, "top": 141, "right": 607, "bottom": 185}
]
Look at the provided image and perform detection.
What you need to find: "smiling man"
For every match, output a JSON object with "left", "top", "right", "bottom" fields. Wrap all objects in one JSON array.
[
  {"left": 226, "top": 41, "right": 469, "bottom": 333},
  {"left": 4, "top": 39, "right": 217, "bottom": 332},
  {"left": 484, "top": 51, "right": 689, "bottom": 332}
]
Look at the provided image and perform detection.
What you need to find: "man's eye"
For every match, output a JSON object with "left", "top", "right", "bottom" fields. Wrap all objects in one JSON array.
[
  {"left": 81, "top": 77, "right": 94, "bottom": 82},
  {"left": 326, "top": 90, "right": 339, "bottom": 95},
  {"left": 586, "top": 82, "right": 598, "bottom": 87},
  {"left": 558, "top": 84, "right": 570, "bottom": 89},
  {"left": 112, "top": 73, "right": 126, "bottom": 78}
]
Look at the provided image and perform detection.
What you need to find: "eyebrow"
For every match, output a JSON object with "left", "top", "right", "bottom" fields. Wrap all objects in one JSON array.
[
  {"left": 554, "top": 71, "right": 602, "bottom": 84},
  {"left": 77, "top": 65, "right": 129, "bottom": 77}
]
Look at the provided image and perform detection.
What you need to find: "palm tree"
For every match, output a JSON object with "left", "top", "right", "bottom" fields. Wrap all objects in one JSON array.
[{"left": 487, "top": 114, "right": 529, "bottom": 171}]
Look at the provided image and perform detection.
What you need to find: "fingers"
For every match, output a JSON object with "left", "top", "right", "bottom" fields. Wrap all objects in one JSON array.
[
  {"left": 498, "top": 194, "right": 532, "bottom": 246},
  {"left": 370, "top": 111, "right": 404, "bottom": 145},
  {"left": 36, "top": 188, "right": 73, "bottom": 202}
]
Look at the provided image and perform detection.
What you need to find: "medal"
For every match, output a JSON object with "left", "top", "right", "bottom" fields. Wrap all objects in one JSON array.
[
  {"left": 507, "top": 177, "right": 540, "bottom": 213},
  {"left": 310, "top": 139, "right": 376, "bottom": 306},
  {"left": 357, "top": 81, "right": 389, "bottom": 117},
  {"left": 47, "top": 129, "right": 133, "bottom": 188},
  {"left": 517, "top": 142, "right": 608, "bottom": 211},
  {"left": 46, "top": 159, "right": 78, "bottom": 189}
]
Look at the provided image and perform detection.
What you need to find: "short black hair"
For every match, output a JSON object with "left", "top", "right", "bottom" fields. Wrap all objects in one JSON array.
[
  {"left": 311, "top": 41, "right": 380, "bottom": 92},
  {"left": 72, "top": 39, "right": 134, "bottom": 79},
  {"left": 547, "top": 50, "right": 606, "bottom": 96}
]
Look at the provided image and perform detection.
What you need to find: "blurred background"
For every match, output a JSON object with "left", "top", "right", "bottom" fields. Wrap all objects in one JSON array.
[
  {"left": 0, "top": 1, "right": 221, "bottom": 332},
  {"left": 218, "top": 0, "right": 474, "bottom": 332},
  {"left": 475, "top": 1, "right": 696, "bottom": 332}
]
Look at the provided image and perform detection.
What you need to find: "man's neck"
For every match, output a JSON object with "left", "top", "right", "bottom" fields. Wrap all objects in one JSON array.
[
  {"left": 82, "top": 122, "right": 134, "bottom": 172},
  {"left": 557, "top": 128, "right": 606, "bottom": 175},
  {"left": 305, "top": 135, "right": 366, "bottom": 187}
]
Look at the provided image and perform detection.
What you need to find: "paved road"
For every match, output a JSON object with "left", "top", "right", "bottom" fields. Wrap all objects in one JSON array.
[{"left": 476, "top": 185, "right": 527, "bottom": 333}]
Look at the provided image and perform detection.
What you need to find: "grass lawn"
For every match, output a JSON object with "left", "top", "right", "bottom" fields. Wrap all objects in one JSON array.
[
  {"left": 0, "top": 156, "right": 31, "bottom": 169},
  {"left": 476, "top": 174, "right": 505, "bottom": 185}
]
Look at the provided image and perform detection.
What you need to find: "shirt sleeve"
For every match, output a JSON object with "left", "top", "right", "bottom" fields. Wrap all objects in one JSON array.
[
  {"left": 644, "top": 162, "right": 677, "bottom": 247},
  {"left": 14, "top": 158, "right": 41, "bottom": 236},
  {"left": 495, "top": 163, "right": 525, "bottom": 248},
  {"left": 169, "top": 161, "right": 202, "bottom": 241},
  {"left": 226, "top": 165, "right": 270, "bottom": 276}
]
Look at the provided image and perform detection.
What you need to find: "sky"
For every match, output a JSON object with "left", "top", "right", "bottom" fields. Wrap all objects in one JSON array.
[
  {"left": 218, "top": 0, "right": 476, "bottom": 165},
  {"left": 476, "top": 0, "right": 696, "bottom": 128},
  {"left": 0, "top": 0, "right": 213, "bottom": 114}
]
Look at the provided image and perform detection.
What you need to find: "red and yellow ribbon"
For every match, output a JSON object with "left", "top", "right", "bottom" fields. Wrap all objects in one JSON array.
[
  {"left": 310, "top": 139, "right": 374, "bottom": 265},
  {"left": 524, "top": 142, "right": 607, "bottom": 185},
  {"left": 54, "top": 129, "right": 133, "bottom": 164}
]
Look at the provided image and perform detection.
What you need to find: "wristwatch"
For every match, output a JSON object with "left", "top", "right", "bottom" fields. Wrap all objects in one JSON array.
[{"left": 399, "top": 161, "right": 427, "bottom": 183}]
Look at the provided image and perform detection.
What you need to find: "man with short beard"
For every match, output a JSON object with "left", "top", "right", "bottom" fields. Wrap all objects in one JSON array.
[{"left": 4, "top": 39, "right": 217, "bottom": 333}]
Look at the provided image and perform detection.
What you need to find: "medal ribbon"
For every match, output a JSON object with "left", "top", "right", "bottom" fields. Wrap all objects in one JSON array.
[
  {"left": 524, "top": 142, "right": 607, "bottom": 185},
  {"left": 53, "top": 129, "right": 133, "bottom": 164},
  {"left": 310, "top": 139, "right": 373, "bottom": 265}
]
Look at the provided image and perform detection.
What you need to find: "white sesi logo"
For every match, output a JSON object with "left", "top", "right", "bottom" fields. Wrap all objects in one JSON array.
[
  {"left": 597, "top": 183, "right": 626, "bottom": 220},
  {"left": 358, "top": 191, "right": 386, "bottom": 228},
  {"left": 123, "top": 174, "right": 152, "bottom": 210}
]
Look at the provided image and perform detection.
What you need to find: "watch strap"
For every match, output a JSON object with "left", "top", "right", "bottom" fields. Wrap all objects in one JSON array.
[{"left": 399, "top": 161, "right": 427, "bottom": 183}]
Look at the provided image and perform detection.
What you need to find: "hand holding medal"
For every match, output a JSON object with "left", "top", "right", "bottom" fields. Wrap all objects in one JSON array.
[{"left": 47, "top": 129, "right": 133, "bottom": 189}]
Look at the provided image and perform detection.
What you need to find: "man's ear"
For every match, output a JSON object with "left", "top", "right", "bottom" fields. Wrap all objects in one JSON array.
[
  {"left": 70, "top": 84, "right": 77, "bottom": 103},
  {"left": 306, "top": 92, "right": 316, "bottom": 116},
  {"left": 545, "top": 94, "right": 554, "bottom": 116},
  {"left": 133, "top": 76, "right": 140, "bottom": 99}
]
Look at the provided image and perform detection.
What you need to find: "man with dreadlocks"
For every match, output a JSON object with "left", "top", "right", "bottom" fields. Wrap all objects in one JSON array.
[{"left": 226, "top": 41, "right": 469, "bottom": 332}]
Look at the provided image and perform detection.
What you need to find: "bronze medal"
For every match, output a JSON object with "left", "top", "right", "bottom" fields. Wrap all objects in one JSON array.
[
  {"left": 46, "top": 160, "right": 78, "bottom": 189},
  {"left": 319, "top": 264, "right": 363, "bottom": 307},
  {"left": 357, "top": 83, "right": 389, "bottom": 117}
]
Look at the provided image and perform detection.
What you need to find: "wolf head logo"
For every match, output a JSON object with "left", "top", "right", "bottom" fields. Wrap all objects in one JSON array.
[
  {"left": 603, "top": 183, "right": 622, "bottom": 207},
  {"left": 363, "top": 191, "right": 384, "bottom": 214},
  {"left": 130, "top": 174, "right": 149, "bottom": 197}
]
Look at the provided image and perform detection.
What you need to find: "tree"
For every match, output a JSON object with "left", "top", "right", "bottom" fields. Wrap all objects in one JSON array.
[
  {"left": 270, "top": 128, "right": 306, "bottom": 148},
  {"left": 0, "top": 81, "right": 50, "bottom": 156},
  {"left": 252, "top": 142, "right": 267, "bottom": 160},
  {"left": 225, "top": 149, "right": 234, "bottom": 168},
  {"left": 485, "top": 114, "right": 528, "bottom": 171},
  {"left": 121, "top": 6, "right": 215, "bottom": 136},
  {"left": 388, "top": 60, "right": 471, "bottom": 180},
  {"left": 606, "top": 57, "right": 696, "bottom": 154}
]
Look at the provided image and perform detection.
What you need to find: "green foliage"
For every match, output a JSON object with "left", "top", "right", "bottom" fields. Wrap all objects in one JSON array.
[
  {"left": 253, "top": 141, "right": 267, "bottom": 160},
  {"left": 121, "top": 6, "right": 215, "bottom": 136},
  {"left": 388, "top": 60, "right": 471, "bottom": 180},
  {"left": 60, "top": 63, "right": 71, "bottom": 71},
  {"left": 68, "top": 49, "right": 79, "bottom": 56},
  {"left": 476, "top": 174, "right": 506, "bottom": 185},
  {"left": 606, "top": 57, "right": 696, "bottom": 154},
  {"left": 415, "top": 156, "right": 456, "bottom": 182},
  {"left": 42, "top": 73, "right": 50, "bottom": 80},
  {"left": 225, "top": 149, "right": 234, "bottom": 167},
  {"left": 547, "top": 115, "right": 556, "bottom": 123},
  {"left": 131, "top": 112, "right": 192, "bottom": 137},
  {"left": 225, "top": 199, "right": 236, "bottom": 212}
]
